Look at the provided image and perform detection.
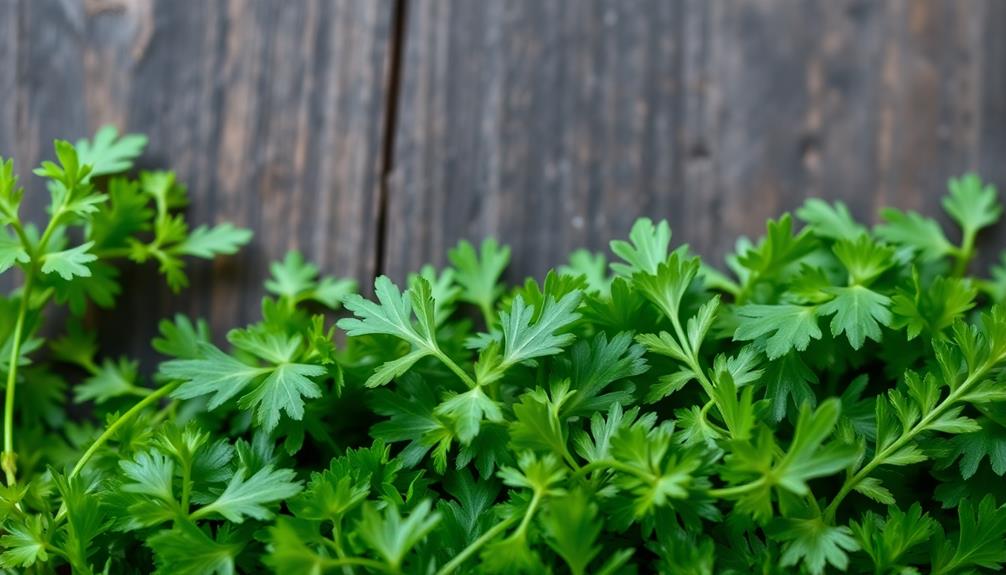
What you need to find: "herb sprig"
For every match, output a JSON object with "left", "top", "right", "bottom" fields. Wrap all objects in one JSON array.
[{"left": 2, "top": 129, "right": 1006, "bottom": 574}]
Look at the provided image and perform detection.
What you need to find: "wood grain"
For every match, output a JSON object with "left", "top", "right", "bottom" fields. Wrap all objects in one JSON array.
[
  {"left": 0, "top": 0, "right": 19, "bottom": 295},
  {"left": 0, "top": 0, "right": 15, "bottom": 161},
  {"left": 385, "top": 0, "right": 687, "bottom": 283},
  {"left": 3, "top": 0, "right": 1006, "bottom": 350},
  {"left": 384, "top": 0, "right": 1006, "bottom": 281},
  {"left": 8, "top": 0, "right": 392, "bottom": 358},
  {"left": 978, "top": 0, "right": 1006, "bottom": 263}
]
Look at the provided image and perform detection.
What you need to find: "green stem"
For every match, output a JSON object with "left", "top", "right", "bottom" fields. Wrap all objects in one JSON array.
[
  {"left": 952, "top": 233, "right": 975, "bottom": 277},
  {"left": 698, "top": 399, "right": 730, "bottom": 437},
  {"left": 9, "top": 222, "right": 33, "bottom": 258},
  {"left": 93, "top": 246, "right": 132, "bottom": 259},
  {"left": 43, "top": 542, "right": 71, "bottom": 561},
  {"left": 330, "top": 519, "right": 355, "bottom": 575},
  {"left": 53, "top": 381, "right": 180, "bottom": 524},
  {"left": 478, "top": 301, "right": 495, "bottom": 331},
  {"left": 435, "top": 351, "right": 478, "bottom": 389},
  {"left": 735, "top": 270, "right": 763, "bottom": 306},
  {"left": 513, "top": 490, "right": 543, "bottom": 538},
  {"left": 561, "top": 447, "right": 581, "bottom": 472},
  {"left": 569, "top": 458, "right": 654, "bottom": 483},
  {"left": 434, "top": 514, "right": 520, "bottom": 575},
  {"left": 708, "top": 477, "right": 766, "bottom": 499},
  {"left": 322, "top": 557, "right": 391, "bottom": 572},
  {"left": 70, "top": 380, "right": 180, "bottom": 480},
  {"left": 663, "top": 300, "right": 717, "bottom": 399},
  {"left": 824, "top": 360, "right": 997, "bottom": 521},
  {"left": 80, "top": 358, "right": 100, "bottom": 376},
  {"left": 180, "top": 460, "right": 192, "bottom": 515},
  {"left": 569, "top": 459, "right": 615, "bottom": 481},
  {"left": 149, "top": 399, "right": 178, "bottom": 426},
  {"left": 2, "top": 271, "right": 33, "bottom": 486},
  {"left": 36, "top": 211, "right": 63, "bottom": 256}
]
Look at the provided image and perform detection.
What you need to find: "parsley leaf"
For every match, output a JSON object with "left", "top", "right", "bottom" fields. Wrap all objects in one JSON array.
[
  {"left": 148, "top": 523, "right": 245, "bottom": 575},
  {"left": 770, "top": 516, "right": 860, "bottom": 575},
  {"left": 163, "top": 334, "right": 326, "bottom": 431},
  {"left": 73, "top": 125, "right": 147, "bottom": 178},
  {"left": 819, "top": 286, "right": 892, "bottom": 349},
  {"left": 357, "top": 500, "right": 441, "bottom": 570},
  {"left": 932, "top": 496, "right": 1006, "bottom": 574},
  {"left": 7, "top": 135, "right": 1006, "bottom": 575},
  {"left": 944, "top": 173, "right": 1001, "bottom": 240},
  {"left": 41, "top": 241, "right": 97, "bottom": 280},
  {"left": 734, "top": 304, "right": 822, "bottom": 359},
  {"left": 449, "top": 238, "right": 510, "bottom": 321},
  {"left": 499, "top": 291, "right": 581, "bottom": 368},
  {"left": 192, "top": 465, "right": 302, "bottom": 523}
]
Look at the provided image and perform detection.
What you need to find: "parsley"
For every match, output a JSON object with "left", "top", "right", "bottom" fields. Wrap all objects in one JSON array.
[{"left": 2, "top": 131, "right": 1006, "bottom": 573}]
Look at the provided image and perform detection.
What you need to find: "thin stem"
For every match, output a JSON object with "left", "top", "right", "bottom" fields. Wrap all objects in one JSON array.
[
  {"left": 708, "top": 477, "right": 766, "bottom": 499},
  {"left": 180, "top": 460, "right": 193, "bottom": 515},
  {"left": 952, "top": 233, "right": 975, "bottom": 277},
  {"left": 434, "top": 350, "right": 478, "bottom": 389},
  {"left": 36, "top": 211, "right": 63, "bottom": 256},
  {"left": 127, "top": 386, "right": 154, "bottom": 398},
  {"left": 735, "top": 270, "right": 763, "bottom": 306},
  {"left": 330, "top": 519, "right": 355, "bottom": 575},
  {"left": 434, "top": 514, "right": 519, "bottom": 575},
  {"left": 53, "top": 381, "right": 180, "bottom": 524},
  {"left": 825, "top": 360, "right": 996, "bottom": 520},
  {"left": 561, "top": 447, "right": 581, "bottom": 472},
  {"left": 69, "top": 380, "right": 179, "bottom": 480},
  {"left": 571, "top": 435, "right": 763, "bottom": 501},
  {"left": 8, "top": 222, "right": 33, "bottom": 258},
  {"left": 2, "top": 271, "right": 33, "bottom": 486},
  {"left": 663, "top": 300, "right": 717, "bottom": 399},
  {"left": 513, "top": 490, "right": 543, "bottom": 538},
  {"left": 43, "top": 542, "right": 70, "bottom": 561},
  {"left": 93, "top": 247, "right": 132, "bottom": 259},
  {"left": 79, "top": 358, "right": 100, "bottom": 376},
  {"left": 569, "top": 459, "right": 616, "bottom": 481},
  {"left": 478, "top": 301, "right": 495, "bottom": 331},
  {"left": 187, "top": 502, "right": 217, "bottom": 522},
  {"left": 149, "top": 399, "right": 178, "bottom": 426},
  {"left": 698, "top": 399, "right": 730, "bottom": 437},
  {"left": 569, "top": 458, "right": 654, "bottom": 484},
  {"left": 437, "top": 487, "right": 545, "bottom": 575},
  {"left": 322, "top": 557, "right": 390, "bottom": 572}
]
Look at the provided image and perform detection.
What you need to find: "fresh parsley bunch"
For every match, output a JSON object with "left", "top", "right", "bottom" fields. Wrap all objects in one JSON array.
[{"left": 3, "top": 129, "right": 1006, "bottom": 574}]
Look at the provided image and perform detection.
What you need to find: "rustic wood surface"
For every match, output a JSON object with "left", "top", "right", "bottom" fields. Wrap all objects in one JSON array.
[
  {"left": 386, "top": 0, "right": 1006, "bottom": 282},
  {"left": 0, "top": 0, "right": 14, "bottom": 161},
  {"left": 0, "top": 0, "right": 393, "bottom": 356},
  {"left": 1, "top": 0, "right": 1005, "bottom": 356}
]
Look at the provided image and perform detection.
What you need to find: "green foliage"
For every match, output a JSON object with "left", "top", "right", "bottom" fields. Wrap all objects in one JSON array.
[{"left": 1, "top": 135, "right": 1005, "bottom": 573}]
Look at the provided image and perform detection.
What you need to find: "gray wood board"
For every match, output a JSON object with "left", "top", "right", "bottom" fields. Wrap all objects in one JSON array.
[
  {"left": 384, "top": 0, "right": 1003, "bottom": 283},
  {"left": 4, "top": 0, "right": 393, "bottom": 357}
]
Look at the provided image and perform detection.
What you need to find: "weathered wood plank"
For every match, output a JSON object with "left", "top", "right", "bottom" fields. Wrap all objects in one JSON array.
[
  {"left": 978, "top": 0, "right": 1006, "bottom": 263},
  {"left": 385, "top": 0, "right": 1004, "bottom": 281},
  {"left": 14, "top": 0, "right": 392, "bottom": 356},
  {"left": 0, "top": 0, "right": 19, "bottom": 294},
  {"left": 0, "top": 0, "right": 16, "bottom": 160},
  {"left": 385, "top": 0, "right": 687, "bottom": 283}
]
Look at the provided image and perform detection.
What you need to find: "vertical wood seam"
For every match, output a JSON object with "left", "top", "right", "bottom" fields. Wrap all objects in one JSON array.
[
  {"left": 373, "top": 0, "right": 408, "bottom": 284},
  {"left": 14, "top": 0, "right": 22, "bottom": 165}
]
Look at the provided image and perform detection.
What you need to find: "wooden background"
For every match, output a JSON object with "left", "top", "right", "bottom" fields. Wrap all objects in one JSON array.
[{"left": 1, "top": 0, "right": 1004, "bottom": 356}]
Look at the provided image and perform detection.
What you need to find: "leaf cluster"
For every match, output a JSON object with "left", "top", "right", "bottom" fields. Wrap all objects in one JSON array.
[{"left": 2, "top": 132, "right": 1006, "bottom": 574}]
